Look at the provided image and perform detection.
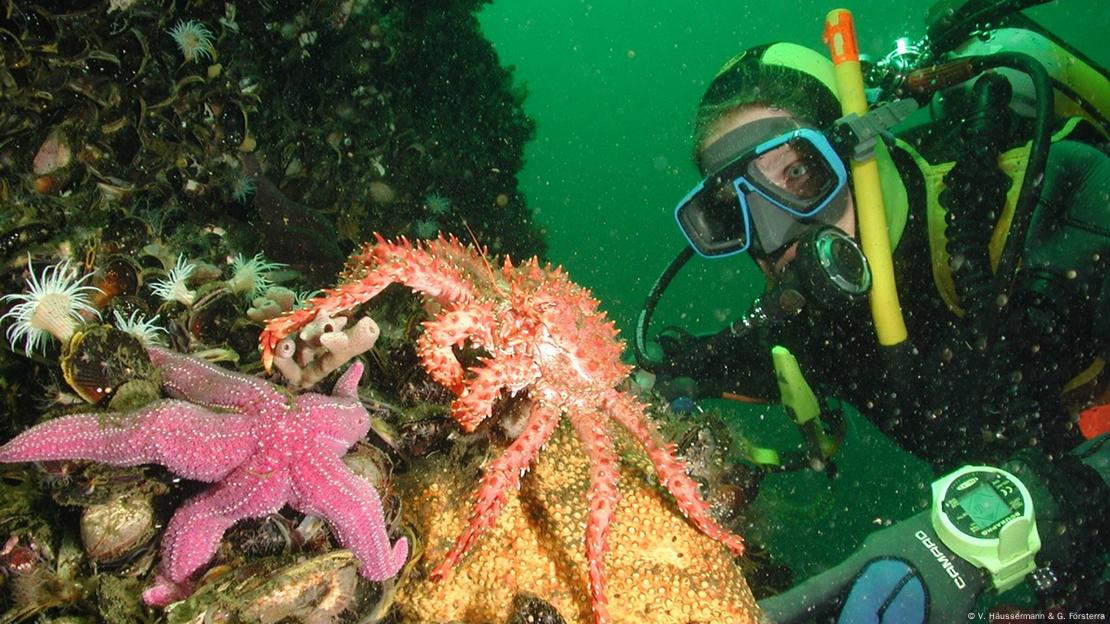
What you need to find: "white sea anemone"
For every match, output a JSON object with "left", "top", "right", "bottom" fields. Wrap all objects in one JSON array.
[
  {"left": 168, "top": 19, "right": 216, "bottom": 64},
  {"left": 413, "top": 220, "right": 440, "bottom": 239},
  {"left": 293, "top": 289, "right": 322, "bottom": 310},
  {"left": 228, "top": 252, "right": 286, "bottom": 299},
  {"left": 1, "top": 259, "right": 102, "bottom": 354},
  {"left": 112, "top": 310, "right": 168, "bottom": 347},
  {"left": 150, "top": 255, "right": 197, "bottom": 306},
  {"left": 230, "top": 173, "right": 256, "bottom": 203},
  {"left": 424, "top": 192, "right": 451, "bottom": 215}
]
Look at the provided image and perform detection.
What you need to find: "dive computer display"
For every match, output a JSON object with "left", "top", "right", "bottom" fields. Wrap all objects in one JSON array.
[{"left": 931, "top": 465, "right": 1040, "bottom": 592}]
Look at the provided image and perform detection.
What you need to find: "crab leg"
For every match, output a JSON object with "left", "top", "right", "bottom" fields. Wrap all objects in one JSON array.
[
  {"left": 450, "top": 353, "right": 538, "bottom": 432},
  {"left": 429, "top": 401, "right": 560, "bottom": 580},
  {"left": 569, "top": 408, "right": 621, "bottom": 624},
  {"left": 604, "top": 389, "right": 746, "bottom": 556},
  {"left": 261, "top": 240, "right": 481, "bottom": 370},
  {"left": 416, "top": 302, "right": 497, "bottom": 391}
]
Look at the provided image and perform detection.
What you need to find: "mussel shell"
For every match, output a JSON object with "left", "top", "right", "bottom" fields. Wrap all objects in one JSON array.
[
  {"left": 0, "top": 222, "right": 54, "bottom": 264},
  {"left": 80, "top": 495, "right": 156, "bottom": 564},
  {"left": 397, "top": 375, "right": 454, "bottom": 406},
  {"left": 105, "top": 118, "right": 143, "bottom": 171},
  {"left": 50, "top": 464, "right": 168, "bottom": 508},
  {"left": 188, "top": 290, "right": 241, "bottom": 345},
  {"left": 226, "top": 318, "right": 264, "bottom": 363},
  {"left": 397, "top": 413, "right": 454, "bottom": 459},
  {"left": 98, "top": 28, "right": 148, "bottom": 84},
  {"left": 91, "top": 254, "right": 141, "bottom": 308},
  {"left": 108, "top": 378, "right": 161, "bottom": 413},
  {"left": 60, "top": 324, "right": 156, "bottom": 405},
  {"left": 99, "top": 216, "right": 152, "bottom": 256},
  {"left": 214, "top": 98, "right": 246, "bottom": 151},
  {"left": 104, "top": 294, "right": 150, "bottom": 320},
  {"left": 224, "top": 515, "right": 298, "bottom": 560},
  {"left": 136, "top": 252, "right": 165, "bottom": 271},
  {"left": 99, "top": 99, "right": 144, "bottom": 168},
  {"left": 174, "top": 551, "right": 360, "bottom": 624},
  {"left": 341, "top": 442, "right": 394, "bottom": 493}
]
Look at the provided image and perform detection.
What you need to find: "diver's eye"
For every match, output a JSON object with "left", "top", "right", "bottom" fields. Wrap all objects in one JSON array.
[{"left": 787, "top": 162, "right": 809, "bottom": 180}]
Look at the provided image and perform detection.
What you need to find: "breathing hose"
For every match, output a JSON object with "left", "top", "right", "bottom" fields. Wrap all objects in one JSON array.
[
  {"left": 940, "top": 71, "right": 1013, "bottom": 326},
  {"left": 634, "top": 246, "right": 694, "bottom": 372},
  {"left": 939, "top": 53, "right": 1054, "bottom": 418},
  {"left": 922, "top": 50, "right": 1056, "bottom": 458},
  {"left": 974, "top": 52, "right": 1054, "bottom": 317}
]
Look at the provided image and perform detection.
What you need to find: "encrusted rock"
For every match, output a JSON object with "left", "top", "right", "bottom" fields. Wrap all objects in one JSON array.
[{"left": 395, "top": 421, "right": 761, "bottom": 624}]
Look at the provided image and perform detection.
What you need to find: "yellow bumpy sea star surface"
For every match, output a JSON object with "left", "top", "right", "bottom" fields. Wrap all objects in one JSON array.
[{"left": 396, "top": 420, "right": 761, "bottom": 624}]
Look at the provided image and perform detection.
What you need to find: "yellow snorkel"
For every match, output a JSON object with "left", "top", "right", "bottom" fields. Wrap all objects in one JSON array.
[{"left": 823, "top": 9, "right": 909, "bottom": 347}]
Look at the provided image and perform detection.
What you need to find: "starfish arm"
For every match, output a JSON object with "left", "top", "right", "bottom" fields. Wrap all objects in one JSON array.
[
  {"left": 0, "top": 400, "right": 255, "bottom": 482},
  {"left": 332, "top": 361, "right": 364, "bottom": 399},
  {"left": 416, "top": 302, "right": 496, "bottom": 391},
  {"left": 142, "top": 571, "right": 193, "bottom": 607},
  {"left": 449, "top": 353, "right": 537, "bottom": 432},
  {"left": 430, "top": 401, "right": 560, "bottom": 581},
  {"left": 289, "top": 451, "right": 408, "bottom": 581},
  {"left": 147, "top": 347, "right": 286, "bottom": 412},
  {"left": 145, "top": 461, "right": 292, "bottom": 606},
  {"left": 604, "top": 389, "right": 745, "bottom": 556},
  {"left": 569, "top": 408, "right": 620, "bottom": 624}
]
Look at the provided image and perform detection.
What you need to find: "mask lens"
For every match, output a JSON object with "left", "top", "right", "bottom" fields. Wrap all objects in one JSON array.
[
  {"left": 747, "top": 136, "right": 838, "bottom": 215},
  {"left": 675, "top": 173, "right": 749, "bottom": 257}
]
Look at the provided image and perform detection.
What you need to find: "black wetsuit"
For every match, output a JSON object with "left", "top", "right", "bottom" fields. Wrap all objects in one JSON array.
[{"left": 661, "top": 126, "right": 1110, "bottom": 470}]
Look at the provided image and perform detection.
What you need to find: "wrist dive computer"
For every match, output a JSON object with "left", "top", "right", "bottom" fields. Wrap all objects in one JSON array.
[{"left": 930, "top": 465, "right": 1041, "bottom": 592}]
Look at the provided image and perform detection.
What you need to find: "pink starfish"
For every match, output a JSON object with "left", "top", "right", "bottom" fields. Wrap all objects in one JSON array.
[{"left": 0, "top": 347, "right": 407, "bottom": 606}]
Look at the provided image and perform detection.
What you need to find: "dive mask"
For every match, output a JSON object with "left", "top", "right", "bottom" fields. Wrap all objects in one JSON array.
[{"left": 675, "top": 116, "right": 850, "bottom": 258}]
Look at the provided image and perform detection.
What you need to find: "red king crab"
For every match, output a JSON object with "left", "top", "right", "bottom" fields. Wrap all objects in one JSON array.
[{"left": 259, "top": 235, "right": 745, "bottom": 624}]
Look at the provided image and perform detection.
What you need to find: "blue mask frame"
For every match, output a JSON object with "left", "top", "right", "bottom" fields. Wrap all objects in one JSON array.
[{"left": 675, "top": 127, "right": 848, "bottom": 258}]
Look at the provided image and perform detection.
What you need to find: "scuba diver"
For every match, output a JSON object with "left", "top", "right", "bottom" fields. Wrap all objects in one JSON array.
[{"left": 635, "top": 2, "right": 1109, "bottom": 621}]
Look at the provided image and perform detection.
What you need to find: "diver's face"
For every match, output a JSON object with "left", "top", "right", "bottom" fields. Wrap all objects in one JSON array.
[{"left": 699, "top": 106, "right": 857, "bottom": 276}]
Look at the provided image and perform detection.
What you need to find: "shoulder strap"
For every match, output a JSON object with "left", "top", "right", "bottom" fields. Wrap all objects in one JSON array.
[{"left": 895, "top": 116, "right": 1088, "bottom": 316}]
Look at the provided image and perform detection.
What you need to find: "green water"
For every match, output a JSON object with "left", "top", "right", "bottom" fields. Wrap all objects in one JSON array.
[
  {"left": 477, "top": 0, "right": 1106, "bottom": 591},
  {"left": 478, "top": 0, "right": 1105, "bottom": 341}
]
